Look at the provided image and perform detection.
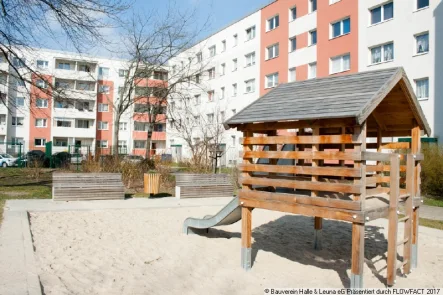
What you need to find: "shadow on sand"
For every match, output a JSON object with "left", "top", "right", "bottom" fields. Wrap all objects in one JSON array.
[{"left": 194, "top": 215, "right": 402, "bottom": 287}]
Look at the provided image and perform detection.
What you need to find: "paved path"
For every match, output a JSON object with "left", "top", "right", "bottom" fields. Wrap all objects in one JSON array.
[
  {"left": 420, "top": 205, "right": 443, "bottom": 221},
  {"left": 0, "top": 197, "right": 233, "bottom": 295}
]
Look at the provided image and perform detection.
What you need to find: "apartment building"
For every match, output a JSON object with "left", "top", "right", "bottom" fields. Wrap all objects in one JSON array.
[
  {"left": 168, "top": 0, "right": 442, "bottom": 165},
  {"left": 0, "top": 48, "right": 167, "bottom": 156}
]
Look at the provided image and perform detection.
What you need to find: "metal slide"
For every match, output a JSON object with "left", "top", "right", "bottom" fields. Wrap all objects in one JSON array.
[
  {"left": 182, "top": 196, "right": 241, "bottom": 234},
  {"left": 182, "top": 144, "right": 296, "bottom": 234}
]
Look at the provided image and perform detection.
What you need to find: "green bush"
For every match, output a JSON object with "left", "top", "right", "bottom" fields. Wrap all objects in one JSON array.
[{"left": 421, "top": 144, "right": 443, "bottom": 199}]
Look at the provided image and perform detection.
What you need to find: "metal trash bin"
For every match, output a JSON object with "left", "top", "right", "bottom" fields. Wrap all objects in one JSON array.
[{"left": 144, "top": 172, "right": 160, "bottom": 195}]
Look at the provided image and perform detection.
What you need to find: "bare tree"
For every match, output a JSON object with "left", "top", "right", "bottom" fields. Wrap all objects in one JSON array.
[
  {"left": 168, "top": 97, "right": 226, "bottom": 170},
  {"left": 0, "top": 0, "right": 128, "bottom": 108},
  {"left": 107, "top": 9, "right": 211, "bottom": 156}
]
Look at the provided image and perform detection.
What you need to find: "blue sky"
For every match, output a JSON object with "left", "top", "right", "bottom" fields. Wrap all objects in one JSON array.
[{"left": 43, "top": 0, "right": 273, "bottom": 57}]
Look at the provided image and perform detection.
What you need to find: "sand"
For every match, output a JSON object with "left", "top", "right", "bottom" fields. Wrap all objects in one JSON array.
[{"left": 30, "top": 206, "right": 443, "bottom": 294}]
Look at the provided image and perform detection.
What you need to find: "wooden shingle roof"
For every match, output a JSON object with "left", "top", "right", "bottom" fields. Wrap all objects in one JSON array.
[{"left": 226, "top": 67, "right": 431, "bottom": 135}]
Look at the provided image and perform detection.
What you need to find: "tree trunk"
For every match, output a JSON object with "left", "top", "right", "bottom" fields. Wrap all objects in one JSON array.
[
  {"left": 113, "top": 115, "right": 120, "bottom": 156},
  {"left": 145, "top": 122, "right": 153, "bottom": 159}
]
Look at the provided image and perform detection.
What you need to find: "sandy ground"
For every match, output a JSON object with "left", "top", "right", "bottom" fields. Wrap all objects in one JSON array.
[{"left": 30, "top": 206, "right": 443, "bottom": 295}]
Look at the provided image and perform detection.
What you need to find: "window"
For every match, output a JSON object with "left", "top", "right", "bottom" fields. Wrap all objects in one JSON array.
[
  {"left": 207, "top": 113, "right": 214, "bottom": 123},
  {"left": 15, "top": 79, "right": 25, "bottom": 87},
  {"left": 416, "top": 32, "right": 429, "bottom": 54},
  {"left": 309, "top": 62, "right": 317, "bottom": 79},
  {"left": 266, "top": 73, "right": 279, "bottom": 88},
  {"left": 290, "top": 37, "right": 297, "bottom": 52},
  {"left": 98, "top": 121, "right": 108, "bottom": 130},
  {"left": 57, "top": 62, "right": 71, "bottom": 70},
  {"left": 310, "top": 30, "right": 317, "bottom": 45},
  {"left": 36, "top": 98, "right": 48, "bottom": 108},
  {"left": 54, "top": 138, "right": 68, "bottom": 146},
  {"left": 233, "top": 58, "right": 238, "bottom": 71},
  {"left": 220, "top": 111, "right": 225, "bottom": 121},
  {"left": 11, "top": 117, "right": 24, "bottom": 126},
  {"left": 34, "top": 138, "right": 46, "bottom": 147},
  {"left": 134, "top": 140, "right": 146, "bottom": 149},
  {"left": 97, "top": 140, "right": 108, "bottom": 148},
  {"left": 232, "top": 83, "right": 237, "bottom": 97},
  {"left": 153, "top": 71, "right": 167, "bottom": 81},
  {"left": 76, "top": 101, "right": 91, "bottom": 111},
  {"left": 195, "top": 73, "right": 201, "bottom": 84},
  {"left": 15, "top": 97, "right": 24, "bottom": 107},
  {"left": 36, "top": 79, "right": 47, "bottom": 88},
  {"left": 35, "top": 118, "right": 47, "bottom": 127},
  {"left": 12, "top": 57, "right": 25, "bottom": 68},
  {"left": 266, "top": 44, "right": 279, "bottom": 60},
  {"left": 99, "top": 85, "right": 110, "bottom": 93},
  {"left": 370, "top": 2, "right": 393, "bottom": 25},
  {"left": 208, "top": 90, "right": 214, "bottom": 102},
  {"left": 196, "top": 52, "right": 202, "bottom": 62},
  {"left": 233, "top": 34, "right": 238, "bottom": 46},
  {"left": 77, "top": 82, "right": 93, "bottom": 91},
  {"left": 222, "top": 40, "right": 226, "bottom": 52},
  {"left": 78, "top": 64, "right": 91, "bottom": 72},
  {"left": 194, "top": 94, "right": 201, "bottom": 105},
  {"left": 220, "top": 87, "right": 225, "bottom": 99},
  {"left": 118, "top": 69, "right": 128, "bottom": 77},
  {"left": 415, "top": 78, "right": 429, "bottom": 99},
  {"left": 290, "top": 7, "right": 297, "bottom": 21},
  {"left": 310, "top": 0, "right": 317, "bottom": 12},
  {"left": 76, "top": 120, "right": 90, "bottom": 129},
  {"left": 331, "top": 18, "right": 351, "bottom": 38},
  {"left": 98, "top": 103, "right": 109, "bottom": 112},
  {"left": 330, "top": 54, "right": 350, "bottom": 74},
  {"left": 289, "top": 68, "right": 296, "bottom": 82},
  {"left": 37, "top": 60, "right": 48, "bottom": 69},
  {"left": 11, "top": 137, "right": 24, "bottom": 145},
  {"left": 245, "top": 79, "right": 255, "bottom": 93},
  {"left": 245, "top": 52, "right": 256, "bottom": 66},
  {"left": 209, "top": 46, "right": 216, "bottom": 57},
  {"left": 330, "top": 0, "right": 341, "bottom": 4},
  {"left": 55, "top": 81, "right": 71, "bottom": 89},
  {"left": 267, "top": 15, "right": 279, "bottom": 31},
  {"left": 119, "top": 122, "right": 127, "bottom": 131},
  {"left": 99, "top": 67, "right": 109, "bottom": 76},
  {"left": 370, "top": 42, "right": 394, "bottom": 64},
  {"left": 56, "top": 120, "right": 71, "bottom": 127},
  {"left": 54, "top": 100, "right": 70, "bottom": 109},
  {"left": 134, "top": 104, "right": 149, "bottom": 113},
  {"left": 118, "top": 140, "right": 127, "bottom": 149},
  {"left": 0, "top": 114, "right": 5, "bottom": 125},
  {"left": 417, "top": 0, "right": 429, "bottom": 10},
  {"left": 208, "top": 67, "right": 215, "bottom": 79},
  {"left": 246, "top": 26, "right": 256, "bottom": 41},
  {"left": 221, "top": 63, "right": 226, "bottom": 75}
]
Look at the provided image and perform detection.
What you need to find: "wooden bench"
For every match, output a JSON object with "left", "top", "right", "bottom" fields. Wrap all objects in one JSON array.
[
  {"left": 52, "top": 173, "right": 125, "bottom": 201},
  {"left": 175, "top": 174, "right": 234, "bottom": 199}
]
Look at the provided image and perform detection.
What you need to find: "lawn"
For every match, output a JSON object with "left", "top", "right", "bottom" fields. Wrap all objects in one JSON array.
[
  {"left": 423, "top": 197, "right": 443, "bottom": 208},
  {"left": 0, "top": 168, "right": 52, "bottom": 224}
]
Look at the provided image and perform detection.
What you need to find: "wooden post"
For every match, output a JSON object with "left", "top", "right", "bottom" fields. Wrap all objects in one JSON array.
[
  {"left": 241, "top": 131, "right": 253, "bottom": 270},
  {"left": 411, "top": 125, "right": 421, "bottom": 268},
  {"left": 351, "top": 222, "right": 365, "bottom": 288},
  {"left": 241, "top": 206, "right": 253, "bottom": 270},
  {"left": 351, "top": 123, "right": 366, "bottom": 288},
  {"left": 268, "top": 130, "right": 277, "bottom": 192},
  {"left": 403, "top": 154, "right": 415, "bottom": 274},
  {"left": 387, "top": 153, "right": 400, "bottom": 286},
  {"left": 376, "top": 129, "right": 383, "bottom": 189},
  {"left": 312, "top": 128, "right": 322, "bottom": 250}
]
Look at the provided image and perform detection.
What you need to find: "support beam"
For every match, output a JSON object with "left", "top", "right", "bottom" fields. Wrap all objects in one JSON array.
[
  {"left": 241, "top": 207, "right": 252, "bottom": 270},
  {"left": 312, "top": 128, "right": 322, "bottom": 250},
  {"left": 403, "top": 154, "right": 414, "bottom": 274},
  {"left": 351, "top": 222, "right": 365, "bottom": 288},
  {"left": 372, "top": 111, "right": 387, "bottom": 131},
  {"left": 387, "top": 153, "right": 400, "bottom": 286},
  {"left": 411, "top": 125, "right": 421, "bottom": 268}
]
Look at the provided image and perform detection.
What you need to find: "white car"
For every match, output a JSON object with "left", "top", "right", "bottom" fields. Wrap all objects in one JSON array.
[{"left": 0, "top": 153, "right": 17, "bottom": 167}]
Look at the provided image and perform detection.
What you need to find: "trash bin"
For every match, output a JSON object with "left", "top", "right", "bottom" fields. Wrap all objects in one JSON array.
[{"left": 144, "top": 172, "right": 160, "bottom": 195}]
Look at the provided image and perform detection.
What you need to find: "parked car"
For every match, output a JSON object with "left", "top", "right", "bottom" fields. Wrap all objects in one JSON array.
[
  {"left": 0, "top": 153, "right": 18, "bottom": 167},
  {"left": 122, "top": 155, "right": 144, "bottom": 164},
  {"left": 70, "top": 153, "right": 86, "bottom": 164}
]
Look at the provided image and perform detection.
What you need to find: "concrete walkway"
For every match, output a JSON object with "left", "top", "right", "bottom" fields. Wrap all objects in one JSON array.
[
  {"left": 0, "top": 197, "right": 233, "bottom": 295},
  {"left": 420, "top": 205, "right": 443, "bottom": 221}
]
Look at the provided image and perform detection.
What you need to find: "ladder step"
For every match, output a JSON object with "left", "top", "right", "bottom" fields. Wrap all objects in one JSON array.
[
  {"left": 397, "top": 238, "right": 409, "bottom": 247},
  {"left": 399, "top": 193, "right": 411, "bottom": 199},
  {"left": 398, "top": 215, "right": 410, "bottom": 222}
]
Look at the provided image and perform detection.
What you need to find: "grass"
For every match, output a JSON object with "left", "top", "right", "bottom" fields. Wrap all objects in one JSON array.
[
  {"left": 423, "top": 197, "right": 443, "bottom": 208},
  {"left": 0, "top": 168, "right": 53, "bottom": 224}
]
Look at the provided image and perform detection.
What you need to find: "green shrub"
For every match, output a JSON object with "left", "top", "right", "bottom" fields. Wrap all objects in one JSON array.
[{"left": 421, "top": 144, "right": 443, "bottom": 199}]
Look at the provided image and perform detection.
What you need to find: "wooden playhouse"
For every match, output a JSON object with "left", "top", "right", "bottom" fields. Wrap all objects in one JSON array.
[{"left": 225, "top": 68, "right": 430, "bottom": 288}]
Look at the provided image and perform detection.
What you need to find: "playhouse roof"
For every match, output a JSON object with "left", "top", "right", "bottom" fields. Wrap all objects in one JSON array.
[{"left": 226, "top": 67, "right": 431, "bottom": 135}]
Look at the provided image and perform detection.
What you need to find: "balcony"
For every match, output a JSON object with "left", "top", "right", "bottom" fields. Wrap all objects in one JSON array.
[
  {"left": 52, "top": 118, "right": 96, "bottom": 138},
  {"left": 53, "top": 107, "right": 96, "bottom": 120},
  {"left": 0, "top": 61, "right": 8, "bottom": 72},
  {"left": 54, "top": 59, "right": 97, "bottom": 81},
  {"left": 54, "top": 79, "right": 97, "bottom": 100}
]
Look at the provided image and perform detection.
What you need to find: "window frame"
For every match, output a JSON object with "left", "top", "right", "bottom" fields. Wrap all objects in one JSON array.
[
  {"left": 369, "top": 42, "right": 394, "bottom": 65},
  {"left": 35, "top": 118, "right": 47, "bottom": 128},
  {"left": 289, "top": 36, "right": 297, "bottom": 52},
  {"left": 11, "top": 116, "right": 24, "bottom": 126},
  {"left": 289, "top": 6, "right": 297, "bottom": 21},
  {"left": 97, "top": 121, "right": 108, "bottom": 130},
  {"left": 330, "top": 53, "right": 351, "bottom": 74},
  {"left": 415, "top": 77, "right": 429, "bottom": 100},
  {"left": 119, "top": 122, "right": 127, "bottom": 131},
  {"left": 289, "top": 67, "right": 296, "bottom": 82},
  {"left": 309, "top": 30, "right": 317, "bottom": 46},
  {"left": 369, "top": 1, "right": 394, "bottom": 26},
  {"left": 232, "top": 83, "right": 237, "bottom": 97},
  {"left": 309, "top": 0, "right": 317, "bottom": 13},
  {"left": 245, "top": 52, "right": 256, "bottom": 67},
  {"left": 99, "top": 85, "right": 110, "bottom": 94},
  {"left": 265, "top": 72, "right": 279, "bottom": 89},
  {"left": 415, "top": 32, "right": 429, "bottom": 55},
  {"left": 308, "top": 62, "right": 317, "bottom": 79},
  {"left": 330, "top": 17, "right": 351, "bottom": 39},
  {"left": 36, "top": 60, "right": 48, "bottom": 69},
  {"left": 233, "top": 58, "right": 238, "bottom": 71},
  {"left": 15, "top": 97, "right": 25, "bottom": 107},
  {"left": 98, "top": 103, "right": 109, "bottom": 112},
  {"left": 209, "top": 45, "right": 216, "bottom": 57},
  {"left": 416, "top": 0, "right": 429, "bottom": 11},
  {"left": 266, "top": 43, "right": 279, "bottom": 60},
  {"left": 246, "top": 26, "right": 256, "bottom": 41},
  {"left": 267, "top": 15, "right": 280, "bottom": 32},
  {"left": 34, "top": 138, "right": 46, "bottom": 147},
  {"left": 245, "top": 79, "right": 255, "bottom": 94},
  {"left": 36, "top": 98, "right": 48, "bottom": 108}
]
